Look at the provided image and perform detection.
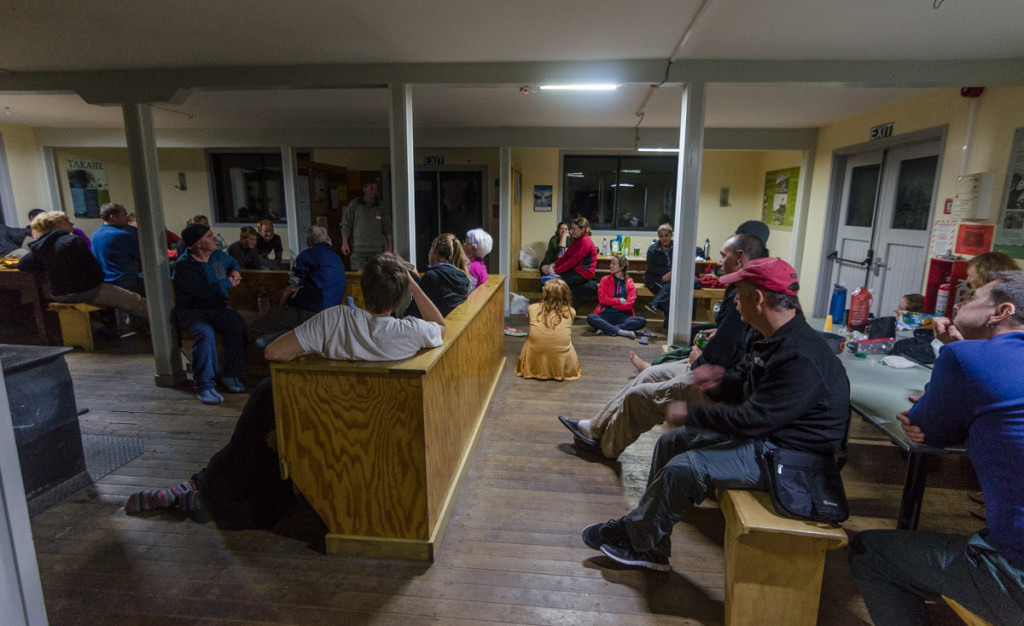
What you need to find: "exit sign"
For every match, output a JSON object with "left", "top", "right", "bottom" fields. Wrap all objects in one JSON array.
[
  {"left": 870, "top": 122, "right": 894, "bottom": 141},
  {"left": 424, "top": 156, "right": 445, "bottom": 165}
]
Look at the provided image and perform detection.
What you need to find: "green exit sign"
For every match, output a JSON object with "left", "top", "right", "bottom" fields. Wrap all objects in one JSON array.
[{"left": 870, "top": 122, "right": 894, "bottom": 140}]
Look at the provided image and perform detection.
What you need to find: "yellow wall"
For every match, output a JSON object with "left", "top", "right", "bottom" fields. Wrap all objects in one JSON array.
[
  {"left": 512, "top": 147, "right": 560, "bottom": 260},
  {"left": 800, "top": 86, "right": 1024, "bottom": 309},
  {"left": 50, "top": 146, "right": 293, "bottom": 257},
  {"left": 0, "top": 123, "right": 46, "bottom": 227}
]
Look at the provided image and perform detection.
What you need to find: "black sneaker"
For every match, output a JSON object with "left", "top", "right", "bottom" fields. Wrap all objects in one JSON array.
[
  {"left": 581, "top": 519, "right": 629, "bottom": 551},
  {"left": 600, "top": 543, "right": 671, "bottom": 571}
]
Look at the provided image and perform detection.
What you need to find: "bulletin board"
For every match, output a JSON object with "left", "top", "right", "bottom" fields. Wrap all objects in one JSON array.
[{"left": 761, "top": 167, "right": 799, "bottom": 231}]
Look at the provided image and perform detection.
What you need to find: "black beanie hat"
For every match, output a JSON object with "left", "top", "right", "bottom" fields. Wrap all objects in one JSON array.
[{"left": 181, "top": 223, "right": 210, "bottom": 249}]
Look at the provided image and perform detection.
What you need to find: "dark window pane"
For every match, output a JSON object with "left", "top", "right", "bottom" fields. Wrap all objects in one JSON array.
[
  {"left": 845, "top": 164, "right": 880, "bottom": 227},
  {"left": 562, "top": 154, "right": 677, "bottom": 231},
  {"left": 891, "top": 155, "right": 937, "bottom": 231},
  {"left": 208, "top": 152, "right": 286, "bottom": 224}
]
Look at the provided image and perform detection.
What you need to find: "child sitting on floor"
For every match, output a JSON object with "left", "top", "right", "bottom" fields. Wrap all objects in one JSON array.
[{"left": 515, "top": 277, "right": 581, "bottom": 381}]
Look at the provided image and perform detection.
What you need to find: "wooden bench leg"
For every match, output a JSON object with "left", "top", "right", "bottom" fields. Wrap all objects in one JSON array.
[{"left": 49, "top": 303, "right": 100, "bottom": 351}]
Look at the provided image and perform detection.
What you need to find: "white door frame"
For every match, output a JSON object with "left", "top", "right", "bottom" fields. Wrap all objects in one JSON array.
[{"left": 814, "top": 125, "right": 948, "bottom": 317}]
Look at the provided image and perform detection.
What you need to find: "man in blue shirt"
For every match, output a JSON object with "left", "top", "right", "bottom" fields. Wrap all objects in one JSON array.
[
  {"left": 91, "top": 203, "right": 143, "bottom": 293},
  {"left": 247, "top": 225, "right": 346, "bottom": 347},
  {"left": 851, "top": 271, "right": 1024, "bottom": 626},
  {"left": 172, "top": 223, "right": 245, "bottom": 405}
]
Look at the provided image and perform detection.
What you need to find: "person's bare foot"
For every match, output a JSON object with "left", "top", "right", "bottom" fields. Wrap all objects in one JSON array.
[{"left": 629, "top": 350, "right": 651, "bottom": 373}]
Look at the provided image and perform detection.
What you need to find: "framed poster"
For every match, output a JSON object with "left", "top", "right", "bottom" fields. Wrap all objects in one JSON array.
[
  {"left": 533, "top": 185, "right": 552, "bottom": 212},
  {"left": 994, "top": 126, "right": 1024, "bottom": 258},
  {"left": 761, "top": 167, "right": 800, "bottom": 231}
]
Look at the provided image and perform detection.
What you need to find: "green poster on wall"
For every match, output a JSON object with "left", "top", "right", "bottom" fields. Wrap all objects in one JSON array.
[{"left": 761, "top": 167, "right": 800, "bottom": 231}]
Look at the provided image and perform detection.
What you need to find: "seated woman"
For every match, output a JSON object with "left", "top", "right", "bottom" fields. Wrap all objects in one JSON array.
[
  {"left": 406, "top": 233, "right": 471, "bottom": 318},
  {"left": 18, "top": 211, "right": 148, "bottom": 320},
  {"left": 462, "top": 228, "right": 492, "bottom": 291},
  {"left": 540, "top": 221, "right": 572, "bottom": 268},
  {"left": 226, "top": 225, "right": 267, "bottom": 270},
  {"left": 542, "top": 216, "right": 598, "bottom": 309},
  {"left": 587, "top": 254, "right": 647, "bottom": 339},
  {"left": 515, "top": 277, "right": 580, "bottom": 381}
]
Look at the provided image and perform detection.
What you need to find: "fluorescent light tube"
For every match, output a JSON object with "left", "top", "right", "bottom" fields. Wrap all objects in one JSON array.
[{"left": 539, "top": 84, "right": 619, "bottom": 91}]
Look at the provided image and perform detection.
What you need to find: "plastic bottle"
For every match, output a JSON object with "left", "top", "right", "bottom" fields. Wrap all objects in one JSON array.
[
  {"left": 829, "top": 284, "right": 847, "bottom": 326},
  {"left": 846, "top": 338, "right": 896, "bottom": 355},
  {"left": 935, "top": 279, "right": 951, "bottom": 316},
  {"left": 602, "top": 237, "right": 608, "bottom": 255},
  {"left": 256, "top": 288, "right": 269, "bottom": 314},
  {"left": 694, "top": 330, "right": 707, "bottom": 350},
  {"left": 216, "top": 232, "right": 227, "bottom": 250},
  {"left": 847, "top": 286, "right": 873, "bottom": 332}
]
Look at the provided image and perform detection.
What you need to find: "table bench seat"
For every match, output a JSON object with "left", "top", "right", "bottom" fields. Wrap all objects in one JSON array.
[
  {"left": 719, "top": 489, "right": 847, "bottom": 626},
  {"left": 48, "top": 302, "right": 102, "bottom": 351}
]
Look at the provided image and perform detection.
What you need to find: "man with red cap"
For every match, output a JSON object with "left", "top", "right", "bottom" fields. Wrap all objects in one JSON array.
[{"left": 580, "top": 257, "right": 850, "bottom": 571}]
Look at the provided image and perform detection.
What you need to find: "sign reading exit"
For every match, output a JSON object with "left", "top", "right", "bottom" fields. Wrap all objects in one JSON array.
[{"left": 870, "top": 122, "right": 894, "bottom": 141}]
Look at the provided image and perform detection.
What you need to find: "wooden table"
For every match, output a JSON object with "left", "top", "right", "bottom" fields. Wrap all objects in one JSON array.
[
  {"left": 837, "top": 349, "right": 964, "bottom": 530},
  {"left": 0, "top": 266, "right": 50, "bottom": 345},
  {"left": 270, "top": 275, "right": 506, "bottom": 560}
]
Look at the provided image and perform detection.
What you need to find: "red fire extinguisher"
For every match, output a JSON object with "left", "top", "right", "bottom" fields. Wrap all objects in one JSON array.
[{"left": 935, "top": 278, "right": 951, "bottom": 317}]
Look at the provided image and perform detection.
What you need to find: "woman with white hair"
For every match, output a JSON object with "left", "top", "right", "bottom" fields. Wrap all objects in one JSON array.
[{"left": 463, "top": 228, "right": 492, "bottom": 291}]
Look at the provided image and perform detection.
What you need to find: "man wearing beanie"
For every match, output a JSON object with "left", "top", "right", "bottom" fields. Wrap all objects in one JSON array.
[
  {"left": 580, "top": 257, "right": 850, "bottom": 571},
  {"left": 172, "top": 223, "right": 246, "bottom": 404}
]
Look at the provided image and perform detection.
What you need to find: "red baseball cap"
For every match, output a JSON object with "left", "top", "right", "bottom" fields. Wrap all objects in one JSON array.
[{"left": 719, "top": 257, "right": 799, "bottom": 295}]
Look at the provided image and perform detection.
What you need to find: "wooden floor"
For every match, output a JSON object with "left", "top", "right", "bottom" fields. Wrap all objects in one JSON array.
[{"left": 26, "top": 321, "right": 982, "bottom": 625}]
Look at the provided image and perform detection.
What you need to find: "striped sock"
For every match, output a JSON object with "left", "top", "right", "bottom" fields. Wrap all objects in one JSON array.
[
  {"left": 179, "top": 490, "right": 210, "bottom": 523},
  {"left": 124, "top": 481, "right": 196, "bottom": 513}
]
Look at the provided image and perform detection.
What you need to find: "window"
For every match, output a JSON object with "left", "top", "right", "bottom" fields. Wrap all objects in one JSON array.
[
  {"left": 207, "top": 151, "right": 286, "bottom": 224},
  {"left": 562, "top": 154, "right": 678, "bottom": 230}
]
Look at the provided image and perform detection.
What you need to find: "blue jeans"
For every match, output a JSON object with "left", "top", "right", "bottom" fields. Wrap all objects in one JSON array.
[
  {"left": 587, "top": 308, "right": 647, "bottom": 335},
  {"left": 622, "top": 427, "right": 767, "bottom": 557},
  {"left": 177, "top": 306, "right": 246, "bottom": 392},
  {"left": 850, "top": 529, "right": 1024, "bottom": 625},
  {"left": 646, "top": 280, "right": 671, "bottom": 313}
]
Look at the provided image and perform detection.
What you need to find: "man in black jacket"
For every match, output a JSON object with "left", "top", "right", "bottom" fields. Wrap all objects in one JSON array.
[
  {"left": 557, "top": 232, "right": 766, "bottom": 459},
  {"left": 581, "top": 257, "right": 850, "bottom": 570}
]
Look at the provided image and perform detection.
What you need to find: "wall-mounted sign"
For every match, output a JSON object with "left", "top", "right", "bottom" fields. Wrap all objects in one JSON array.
[
  {"left": 870, "top": 122, "right": 894, "bottom": 141},
  {"left": 66, "top": 159, "right": 110, "bottom": 218},
  {"left": 761, "top": 167, "right": 799, "bottom": 231},
  {"left": 424, "top": 156, "right": 445, "bottom": 165}
]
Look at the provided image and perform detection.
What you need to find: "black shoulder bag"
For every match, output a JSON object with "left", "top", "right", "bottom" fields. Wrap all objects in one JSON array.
[{"left": 755, "top": 441, "right": 850, "bottom": 526}]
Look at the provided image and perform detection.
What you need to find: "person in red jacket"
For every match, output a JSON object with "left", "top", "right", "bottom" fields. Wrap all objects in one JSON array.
[
  {"left": 587, "top": 254, "right": 648, "bottom": 339},
  {"left": 542, "top": 216, "right": 598, "bottom": 308}
]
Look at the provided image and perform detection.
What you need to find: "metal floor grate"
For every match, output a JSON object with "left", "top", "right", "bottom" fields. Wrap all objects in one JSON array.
[{"left": 81, "top": 434, "right": 144, "bottom": 481}]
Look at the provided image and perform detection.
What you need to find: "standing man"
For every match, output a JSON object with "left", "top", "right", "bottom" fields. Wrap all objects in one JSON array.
[
  {"left": 173, "top": 223, "right": 246, "bottom": 405},
  {"left": 580, "top": 258, "right": 850, "bottom": 570},
  {"left": 92, "top": 202, "right": 144, "bottom": 294},
  {"left": 851, "top": 272, "right": 1024, "bottom": 626},
  {"left": 340, "top": 180, "right": 392, "bottom": 270}
]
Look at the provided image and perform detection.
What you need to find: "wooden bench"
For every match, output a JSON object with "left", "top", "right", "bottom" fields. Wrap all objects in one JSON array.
[
  {"left": 47, "top": 302, "right": 101, "bottom": 350},
  {"left": 719, "top": 489, "right": 848, "bottom": 626},
  {"left": 270, "top": 275, "right": 506, "bottom": 561},
  {"left": 943, "top": 595, "right": 992, "bottom": 626}
]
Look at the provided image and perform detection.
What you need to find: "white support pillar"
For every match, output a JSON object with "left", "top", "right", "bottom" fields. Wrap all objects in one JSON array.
[
  {"left": 389, "top": 84, "right": 416, "bottom": 265},
  {"left": 666, "top": 82, "right": 706, "bottom": 345},
  {"left": 789, "top": 147, "right": 816, "bottom": 277},
  {"left": 122, "top": 103, "right": 186, "bottom": 387},
  {"left": 281, "top": 146, "right": 301, "bottom": 259},
  {"left": 499, "top": 146, "right": 512, "bottom": 315},
  {"left": 39, "top": 146, "right": 61, "bottom": 215}
]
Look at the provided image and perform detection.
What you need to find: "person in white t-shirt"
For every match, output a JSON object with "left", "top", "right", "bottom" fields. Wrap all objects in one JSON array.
[{"left": 265, "top": 252, "right": 446, "bottom": 362}]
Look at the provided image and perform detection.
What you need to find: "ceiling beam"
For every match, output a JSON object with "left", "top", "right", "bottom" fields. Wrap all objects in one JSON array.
[{"left": 2, "top": 58, "right": 1022, "bottom": 101}]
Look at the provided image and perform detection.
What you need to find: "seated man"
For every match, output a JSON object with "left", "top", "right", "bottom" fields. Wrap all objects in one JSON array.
[
  {"left": 850, "top": 272, "right": 1024, "bottom": 626},
  {"left": 558, "top": 232, "right": 767, "bottom": 459},
  {"left": 92, "top": 202, "right": 144, "bottom": 294},
  {"left": 172, "top": 223, "right": 246, "bottom": 405},
  {"left": 581, "top": 257, "right": 850, "bottom": 570},
  {"left": 265, "top": 252, "right": 445, "bottom": 363},
  {"left": 254, "top": 219, "right": 283, "bottom": 268},
  {"left": 247, "top": 225, "right": 346, "bottom": 346},
  {"left": 226, "top": 226, "right": 266, "bottom": 270}
]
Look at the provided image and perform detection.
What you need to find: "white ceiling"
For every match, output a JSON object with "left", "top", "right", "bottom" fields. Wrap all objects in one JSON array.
[{"left": 1, "top": 0, "right": 1021, "bottom": 131}]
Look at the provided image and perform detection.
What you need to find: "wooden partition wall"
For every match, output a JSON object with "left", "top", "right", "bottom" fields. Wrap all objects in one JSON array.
[{"left": 270, "top": 275, "right": 506, "bottom": 560}]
